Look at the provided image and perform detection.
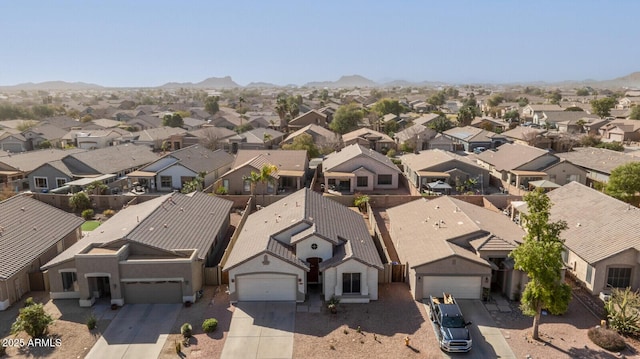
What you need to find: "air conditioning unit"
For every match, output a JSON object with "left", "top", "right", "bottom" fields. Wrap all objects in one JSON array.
[
  {"left": 570, "top": 261, "right": 577, "bottom": 271},
  {"left": 599, "top": 292, "right": 612, "bottom": 302}
]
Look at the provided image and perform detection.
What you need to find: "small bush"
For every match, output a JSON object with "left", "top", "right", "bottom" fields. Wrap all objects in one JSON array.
[
  {"left": 386, "top": 148, "right": 396, "bottom": 157},
  {"left": 11, "top": 303, "right": 53, "bottom": 338},
  {"left": 86, "top": 315, "right": 97, "bottom": 330},
  {"left": 215, "top": 186, "right": 228, "bottom": 195},
  {"left": 24, "top": 297, "right": 35, "bottom": 307},
  {"left": 202, "top": 318, "right": 218, "bottom": 333},
  {"left": 103, "top": 209, "right": 115, "bottom": 217},
  {"left": 588, "top": 326, "right": 627, "bottom": 352},
  {"left": 81, "top": 209, "right": 95, "bottom": 220},
  {"left": 181, "top": 323, "right": 192, "bottom": 338}
]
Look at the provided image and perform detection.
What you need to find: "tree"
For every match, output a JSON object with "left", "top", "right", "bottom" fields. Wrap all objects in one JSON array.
[
  {"left": 257, "top": 163, "right": 278, "bottom": 204},
  {"left": 204, "top": 96, "right": 220, "bottom": 116},
  {"left": 372, "top": 98, "right": 405, "bottom": 116},
  {"left": 282, "top": 133, "right": 320, "bottom": 158},
  {"left": 576, "top": 88, "right": 590, "bottom": 96},
  {"left": 517, "top": 97, "right": 530, "bottom": 107},
  {"left": 606, "top": 162, "right": 640, "bottom": 202},
  {"left": 426, "top": 91, "right": 446, "bottom": 107},
  {"left": 629, "top": 106, "right": 640, "bottom": 120},
  {"left": 509, "top": 189, "right": 571, "bottom": 340},
  {"left": 383, "top": 119, "right": 399, "bottom": 135},
  {"left": 546, "top": 90, "right": 562, "bottom": 105},
  {"left": 486, "top": 94, "right": 504, "bottom": 107},
  {"left": 181, "top": 173, "right": 205, "bottom": 193},
  {"left": 596, "top": 141, "right": 624, "bottom": 152},
  {"left": 69, "top": 192, "right": 91, "bottom": 212},
  {"left": 163, "top": 113, "right": 184, "bottom": 128},
  {"left": 503, "top": 109, "right": 520, "bottom": 122},
  {"left": 456, "top": 107, "right": 475, "bottom": 126},
  {"left": 86, "top": 181, "right": 108, "bottom": 195},
  {"left": 329, "top": 103, "right": 363, "bottom": 134},
  {"left": 590, "top": 97, "right": 617, "bottom": 118},
  {"left": 427, "top": 115, "right": 453, "bottom": 133},
  {"left": 11, "top": 302, "right": 53, "bottom": 338},
  {"left": 564, "top": 106, "right": 584, "bottom": 112}
]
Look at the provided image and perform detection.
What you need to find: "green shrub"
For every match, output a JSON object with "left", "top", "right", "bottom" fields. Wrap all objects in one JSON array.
[
  {"left": 215, "top": 186, "right": 228, "bottom": 195},
  {"left": 69, "top": 192, "right": 91, "bottom": 212},
  {"left": 24, "top": 297, "right": 35, "bottom": 307},
  {"left": 86, "top": 315, "right": 97, "bottom": 330},
  {"left": 202, "top": 318, "right": 218, "bottom": 333},
  {"left": 386, "top": 148, "right": 396, "bottom": 157},
  {"left": 588, "top": 326, "right": 627, "bottom": 352},
  {"left": 103, "top": 209, "right": 115, "bottom": 217},
  {"left": 11, "top": 303, "right": 53, "bottom": 338},
  {"left": 81, "top": 209, "right": 95, "bottom": 220},
  {"left": 180, "top": 323, "right": 192, "bottom": 338}
]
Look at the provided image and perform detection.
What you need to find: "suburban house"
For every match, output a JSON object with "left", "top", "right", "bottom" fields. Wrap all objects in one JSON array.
[
  {"left": 280, "top": 124, "right": 342, "bottom": 149},
  {"left": 125, "top": 115, "right": 163, "bottom": 130},
  {"left": 216, "top": 149, "right": 309, "bottom": 195},
  {"left": 41, "top": 192, "right": 233, "bottom": 306},
  {"left": 222, "top": 188, "right": 383, "bottom": 303},
  {"left": 287, "top": 110, "right": 329, "bottom": 130},
  {"left": 557, "top": 147, "right": 639, "bottom": 186},
  {"left": 0, "top": 148, "right": 87, "bottom": 191},
  {"left": 599, "top": 120, "right": 640, "bottom": 142},
  {"left": 322, "top": 144, "right": 402, "bottom": 193},
  {"left": 126, "top": 127, "right": 188, "bottom": 150},
  {"left": 387, "top": 196, "right": 524, "bottom": 300},
  {"left": 476, "top": 143, "right": 585, "bottom": 191},
  {"left": 521, "top": 104, "right": 563, "bottom": 120},
  {"left": 235, "top": 128, "right": 285, "bottom": 150},
  {"left": 501, "top": 126, "right": 550, "bottom": 148},
  {"left": 127, "top": 145, "right": 234, "bottom": 192},
  {"left": 182, "top": 127, "right": 240, "bottom": 152},
  {"left": 514, "top": 182, "right": 640, "bottom": 296},
  {"left": 533, "top": 111, "right": 599, "bottom": 128},
  {"left": 442, "top": 126, "right": 508, "bottom": 152},
  {"left": 412, "top": 113, "right": 440, "bottom": 127},
  {"left": 401, "top": 149, "right": 489, "bottom": 193},
  {"left": 0, "top": 195, "right": 84, "bottom": 310},
  {"left": 27, "top": 144, "right": 157, "bottom": 192},
  {"left": 63, "top": 128, "right": 130, "bottom": 149},
  {"left": 394, "top": 124, "right": 437, "bottom": 152},
  {"left": 470, "top": 117, "right": 509, "bottom": 132},
  {"left": 342, "top": 128, "right": 395, "bottom": 153},
  {"left": 428, "top": 133, "right": 456, "bottom": 151},
  {"left": 0, "top": 130, "right": 29, "bottom": 153},
  {"left": 22, "top": 123, "right": 69, "bottom": 150}
]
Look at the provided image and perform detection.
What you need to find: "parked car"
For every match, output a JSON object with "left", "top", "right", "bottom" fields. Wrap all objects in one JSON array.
[{"left": 428, "top": 293, "right": 472, "bottom": 353}]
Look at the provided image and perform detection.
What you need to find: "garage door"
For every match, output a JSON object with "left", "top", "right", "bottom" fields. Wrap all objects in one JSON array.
[
  {"left": 237, "top": 274, "right": 296, "bottom": 301},
  {"left": 422, "top": 276, "right": 481, "bottom": 299},
  {"left": 123, "top": 281, "right": 182, "bottom": 304}
]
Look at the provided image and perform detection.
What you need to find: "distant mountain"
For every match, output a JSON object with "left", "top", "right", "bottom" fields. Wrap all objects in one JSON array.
[
  {"left": 246, "top": 81, "right": 281, "bottom": 88},
  {"left": 304, "top": 75, "right": 377, "bottom": 88},
  {"left": 0, "top": 81, "right": 103, "bottom": 91},
  {"left": 160, "top": 76, "right": 241, "bottom": 89},
  {"left": 595, "top": 72, "right": 640, "bottom": 89}
]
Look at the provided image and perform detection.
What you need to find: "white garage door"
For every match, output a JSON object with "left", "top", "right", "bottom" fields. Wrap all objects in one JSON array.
[
  {"left": 422, "top": 276, "right": 482, "bottom": 299},
  {"left": 237, "top": 274, "right": 297, "bottom": 301},
  {"left": 124, "top": 281, "right": 182, "bottom": 304}
]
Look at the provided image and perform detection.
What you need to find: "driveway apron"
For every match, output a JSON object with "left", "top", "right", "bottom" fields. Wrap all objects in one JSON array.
[
  {"left": 85, "top": 303, "right": 181, "bottom": 359},
  {"left": 221, "top": 301, "right": 296, "bottom": 359}
]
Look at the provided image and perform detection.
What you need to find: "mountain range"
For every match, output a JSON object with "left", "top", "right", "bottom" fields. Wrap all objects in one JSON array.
[{"left": 1, "top": 72, "right": 639, "bottom": 91}]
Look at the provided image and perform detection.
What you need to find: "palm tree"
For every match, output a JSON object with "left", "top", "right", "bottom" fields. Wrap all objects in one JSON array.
[{"left": 258, "top": 164, "right": 278, "bottom": 204}]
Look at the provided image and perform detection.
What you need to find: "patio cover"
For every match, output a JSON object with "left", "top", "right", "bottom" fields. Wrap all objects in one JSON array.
[
  {"left": 528, "top": 180, "right": 561, "bottom": 189},
  {"left": 323, "top": 171, "right": 356, "bottom": 178},
  {"left": 427, "top": 180, "right": 452, "bottom": 190},
  {"left": 416, "top": 171, "right": 451, "bottom": 178},
  {"left": 127, "top": 170, "right": 157, "bottom": 177},
  {"left": 66, "top": 173, "right": 117, "bottom": 186}
]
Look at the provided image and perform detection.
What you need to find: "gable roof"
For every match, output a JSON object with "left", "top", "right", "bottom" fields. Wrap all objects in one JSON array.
[
  {"left": 132, "top": 126, "right": 187, "bottom": 141},
  {"left": 0, "top": 194, "right": 84, "bottom": 279},
  {"left": 223, "top": 188, "right": 382, "bottom": 271},
  {"left": 240, "top": 128, "right": 284, "bottom": 144},
  {"left": 342, "top": 128, "right": 394, "bottom": 143},
  {"left": 24, "top": 123, "right": 69, "bottom": 140},
  {"left": 501, "top": 126, "right": 547, "bottom": 141},
  {"left": 0, "top": 148, "right": 86, "bottom": 172},
  {"left": 63, "top": 144, "right": 158, "bottom": 175},
  {"left": 443, "top": 126, "right": 503, "bottom": 143},
  {"left": 288, "top": 109, "right": 327, "bottom": 126},
  {"left": 476, "top": 143, "right": 554, "bottom": 171},
  {"left": 394, "top": 124, "right": 437, "bottom": 143},
  {"left": 146, "top": 145, "right": 234, "bottom": 174},
  {"left": 323, "top": 144, "right": 400, "bottom": 173},
  {"left": 232, "top": 149, "right": 308, "bottom": 172},
  {"left": 282, "top": 124, "right": 338, "bottom": 144},
  {"left": 387, "top": 196, "right": 522, "bottom": 269},
  {"left": 401, "top": 149, "right": 484, "bottom": 171},
  {"left": 557, "top": 147, "right": 639, "bottom": 175}
]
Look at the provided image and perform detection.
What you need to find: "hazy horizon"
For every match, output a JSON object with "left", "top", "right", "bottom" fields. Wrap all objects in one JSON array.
[{"left": 2, "top": 1, "right": 639, "bottom": 87}]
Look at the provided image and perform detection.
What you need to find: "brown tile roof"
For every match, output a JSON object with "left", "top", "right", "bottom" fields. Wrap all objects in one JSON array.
[
  {"left": 0, "top": 195, "right": 84, "bottom": 279},
  {"left": 63, "top": 143, "right": 158, "bottom": 175},
  {"left": 323, "top": 144, "right": 400, "bottom": 173},
  {"left": 401, "top": 149, "right": 483, "bottom": 172},
  {"left": 342, "top": 128, "right": 394, "bottom": 143},
  {"left": 387, "top": 196, "right": 523, "bottom": 269},
  {"left": 557, "top": 147, "right": 639, "bottom": 175},
  {"left": 0, "top": 148, "right": 86, "bottom": 172},
  {"left": 223, "top": 188, "right": 382, "bottom": 271},
  {"left": 232, "top": 149, "right": 308, "bottom": 172},
  {"left": 476, "top": 143, "right": 553, "bottom": 171}
]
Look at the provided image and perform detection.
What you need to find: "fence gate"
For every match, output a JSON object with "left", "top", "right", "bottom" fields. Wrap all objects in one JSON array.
[
  {"left": 29, "top": 272, "right": 45, "bottom": 291},
  {"left": 391, "top": 264, "right": 405, "bottom": 282}
]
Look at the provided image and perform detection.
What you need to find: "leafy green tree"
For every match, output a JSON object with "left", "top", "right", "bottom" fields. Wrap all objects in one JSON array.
[
  {"left": 517, "top": 97, "right": 530, "bottom": 107},
  {"left": 235, "top": 123, "right": 253, "bottom": 133},
  {"left": 17, "top": 120, "right": 38, "bottom": 132},
  {"left": 163, "top": 113, "right": 184, "bottom": 128},
  {"left": 383, "top": 119, "right": 399, "bottom": 135},
  {"left": 590, "top": 97, "right": 617, "bottom": 118},
  {"left": 596, "top": 141, "right": 624, "bottom": 152},
  {"left": 426, "top": 91, "right": 446, "bottom": 107},
  {"left": 444, "top": 87, "right": 459, "bottom": 99},
  {"left": 546, "top": 90, "right": 562, "bottom": 105},
  {"left": 329, "top": 103, "right": 363, "bottom": 134},
  {"left": 457, "top": 106, "right": 476, "bottom": 126},
  {"left": 509, "top": 189, "right": 571, "bottom": 341},
  {"left": 32, "top": 105, "right": 54, "bottom": 118},
  {"left": 427, "top": 115, "right": 453, "bottom": 133},
  {"left": 503, "top": 109, "right": 520, "bottom": 122},
  {"left": 564, "top": 106, "right": 584, "bottom": 112},
  {"left": 11, "top": 302, "right": 53, "bottom": 338},
  {"left": 69, "top": 192, "right": 91, "bottom": 212},
  {"left": 205, "top": 96, "right": 220, "bottom": 116},
  {"left": 486, "top": 94, "right": 504, "bottom": 107},
  {"left": 372, "top": 98, "right": 405, "bottom": 116},
  {"left": 86, "top": 181, "right": 108, "bottom": 195},
  {"left": 576, "top": 88, "right": 590, "bottom": 96},
  {"left": 629, "top": 106, "right": 640, "bottom": 120},
  {"left": 606, "top": 162, "right": 640, "bottom": 201},
  {"left": 181, "top": 174, "right": 204, "bottom": 193},
  {"left": 257, "top": 163, "right": 278, "bottom": 203},
  {"left": 282, "top": 133, "right": 320, "bottom": 158}
]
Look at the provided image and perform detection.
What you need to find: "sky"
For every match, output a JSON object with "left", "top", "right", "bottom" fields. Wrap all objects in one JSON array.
[{"left": 1, "top": 0, "right": 639, "bottom": 87}]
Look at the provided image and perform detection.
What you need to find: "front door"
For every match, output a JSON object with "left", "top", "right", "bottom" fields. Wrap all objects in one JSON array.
[{"left": 306, "top": 257, "right": 321, "bottom": 283}]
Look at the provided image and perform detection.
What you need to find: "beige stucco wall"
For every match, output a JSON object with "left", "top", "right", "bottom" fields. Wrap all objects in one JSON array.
[
  {"left": 326, "top": 155, "right": 400, "bottom": 190},
  {"left": 296, "top": 236, "right": 333, "bottom": 262},
  {"left": 45, "top": 261, "right": 79, "bottom": 299},
  {"left": 322, "top": 259, "right": 378, "bottom": 302},
  {"left": 569, "top": 248, "right": 639, "bottom": 295},
  {"left": 75, "top": 254, "right": 122, "bottom": 301},
  {"left": 544, "top": 161, "right": 587, "bottom": 185}
]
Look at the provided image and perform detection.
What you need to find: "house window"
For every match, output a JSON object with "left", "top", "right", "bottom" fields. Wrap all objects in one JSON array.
[
  {"left": 607, "top": 267, "right": 632, "bottom": 288},
  {"left": 61, "top": 272, "right": 78, "bottom": 292},
  {"left": 357, "top": 176, "right": 368, "bottom": 187},
  {"left": 267, "top": 181, "right": 275, "bottom": 193},
  {"left": 377, "top": 174, "right": 392, "bottom": 185},
  {"left": 56, "top": 178, "right": 67, "bottom": 188},
  {"left": 586, "top": 265, "right": 593, "bottom": 284},
  {"left": 160, "top": 176, "right": 172, "bottom": 188},
  {"left": 561, "top": 250, "right": 568, "bottom": 264},
  {"left": 34, "top": 177, "right": 48, "bottom": 189},
  {"left": 56, "top": 241, "right": 64, "bottom": 254},
  {"left": 222, "top": 179, "right": 229, "bottom": 191},
  {"left": 243, "top": 180, "right": 251, "bottom": 192},
  {"left": 342, "top": 273, "right": 361, "bottom": 294}
]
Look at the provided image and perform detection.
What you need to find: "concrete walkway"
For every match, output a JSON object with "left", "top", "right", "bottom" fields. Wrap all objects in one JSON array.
[
  {"left": 221, "top": 301, "right": 295, "bottom": 359},
  {"left": 86, "top": 303, "right": 181, "bottom": 359},
  {"left": 453, "top": 300, "right": 516, "bottom": 359}
]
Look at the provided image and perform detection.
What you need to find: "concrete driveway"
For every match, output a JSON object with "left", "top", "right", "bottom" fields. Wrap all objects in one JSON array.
[
  {"left": 446, "top": 300, "right": 516, "bottom": 359},
  {"left": 85, "top": 303, "right": 181, "bottom": 359},
  {"left": 221, "top": 301, "right": 295, "bottom": 359}
]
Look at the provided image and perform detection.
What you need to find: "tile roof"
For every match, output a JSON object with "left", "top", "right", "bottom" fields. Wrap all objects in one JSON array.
[
  {"left": 240, "top": 128, "right": 284, "bottom": 144},
  {"left": 282, "top": 124, "right": 338, "bottom": 144},
  {"left": 476, "top": 143, "right": 553, "bottom": 171},
  {"left": 443, "top": 126, "right": 503, "bottom": 143},
  {"left": 151, "top": 145, "right": 234, "bottom": 174},
  {"left": 534, "top": 182, "right": 640, "bottom": 265},
  {"left": 387, "top": 196, "right": 522, "bottom": 269},
  {"left": 132, "top": 126, "right": 187, "bottom": 141},
  {"left": 394, "top": 124, "right": 437, "bottom": 143},
  {"left": 188, "top": 126, "right": 237, "bottom": 140},
  {"left": 63, "top": 144, "right": 158, "bottom": 175},
  {"left": 0, "top": 194, "right": 84, "bottom": 279},
  {"left": 322, "top": 144, "right": 400, "bottom": 173},
  {"left": 0, "top": 148, "right": 86, "bottom": 172},
  {"left": 25, "top": 123, "right": 69, "bottom": 140},
  {"left": 501, "top": 126, "right": 547, "bottom": 141},
  {"left": 342, "top": 128, "right": 394, "bottom": 143},
  {"left": 401, "top": 149, "right": 483, "bottom": 172},
  {"left": 224, "top": 188, "right": 383, "bottom": 271},
  {"left": 557, "top": 147, "right": 639, "bottom": 175},
  {"left": 232, "top": 149, "right": 308, "bottom": 172}
]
